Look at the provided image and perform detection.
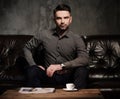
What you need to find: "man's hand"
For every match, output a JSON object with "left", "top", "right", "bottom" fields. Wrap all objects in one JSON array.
[
  {"left": 38, "top": 65, "right": 45, "bottom": 71},
  {"left": 46, "top": 64, "right": 62, "bottom": 77}
]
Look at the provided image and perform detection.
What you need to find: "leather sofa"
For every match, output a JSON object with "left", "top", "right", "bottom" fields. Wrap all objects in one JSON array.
[
  {"left": 84, "top": 35, "right": 120, "bottom": 88},
  {"left": 0, "top": 35, "right": 120, "bottom": 90},
  {"left": 0, "top": 35, "right": 33, "bottom": 89}
]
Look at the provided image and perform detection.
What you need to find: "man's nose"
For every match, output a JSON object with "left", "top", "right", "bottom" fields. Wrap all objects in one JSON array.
[{"left": 61, "top": 19, "right": 65, "bottom": 23}]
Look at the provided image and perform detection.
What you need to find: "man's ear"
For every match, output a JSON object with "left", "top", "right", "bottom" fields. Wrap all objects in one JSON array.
[{"left": 70, "top": 16, "right": 72, "bottom": 23}]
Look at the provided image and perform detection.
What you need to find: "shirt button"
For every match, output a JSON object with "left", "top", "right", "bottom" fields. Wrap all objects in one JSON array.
[
  {"left": 56, "top": 53, "right": 60, "bottom": 57},
  {"left": 57, "top": 46, "right": 59, "bottom": 49}
]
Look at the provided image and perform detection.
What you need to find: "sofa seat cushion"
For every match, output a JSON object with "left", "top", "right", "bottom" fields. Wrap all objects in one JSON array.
[
  {"left": 0, "top": 66, "right": 25, "bottom": 81},
  {"left": 88, "top": 80, "right": 120, "bottom": 88},
  {"left": 0, "top": 68, "right": 27, "bottom": 88},
  {"left": 89, "top": 67, "right": 120, "bottom": 79}
]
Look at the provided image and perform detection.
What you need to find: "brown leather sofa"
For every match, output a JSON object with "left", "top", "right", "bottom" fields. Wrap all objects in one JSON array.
[
  {"left": 84, "top": 35, "right": 120, "bottom": 88},
  {"left": 0, "top": 35, "right": 120, "bottom": 91},
  {"left": 0, "top": 35, "right": 33, "bottom": 89},
  {"left": 84, "top": 35, "right": 120, "bottom": 99}
]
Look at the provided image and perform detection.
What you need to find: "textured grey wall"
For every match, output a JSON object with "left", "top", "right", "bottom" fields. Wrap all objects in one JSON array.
[{"left": 0, "top": 0, "right": 119, "bottom": 35}]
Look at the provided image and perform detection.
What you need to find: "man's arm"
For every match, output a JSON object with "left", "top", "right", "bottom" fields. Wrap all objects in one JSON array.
[
  {"left": 62, "top": 35, "right": 89, "bottom": 68},
  {"left": 23, "top": 37, "right": 42, "bottom": 66},
  {"left": 23, "top": 47, "right": 36, "bottom": 66}
]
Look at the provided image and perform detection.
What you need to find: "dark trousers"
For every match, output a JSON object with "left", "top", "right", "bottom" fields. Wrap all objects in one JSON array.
[{"left": 26, "top": 65, "right": 88, "bottom": 89}]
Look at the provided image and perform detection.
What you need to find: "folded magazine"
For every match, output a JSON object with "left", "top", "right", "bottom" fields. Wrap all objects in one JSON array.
[{"left": 19, "top": 87, "right": 55, "bottom": 94}]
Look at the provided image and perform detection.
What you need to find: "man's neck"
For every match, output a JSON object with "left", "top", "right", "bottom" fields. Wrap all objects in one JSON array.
[{"left": 56, "top": 27, "right": 68, "bottom": 36}]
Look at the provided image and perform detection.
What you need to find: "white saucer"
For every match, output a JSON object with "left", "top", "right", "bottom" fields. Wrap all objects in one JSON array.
[{"left": 63, "top": 88, "right": 78, "bottom": 92}]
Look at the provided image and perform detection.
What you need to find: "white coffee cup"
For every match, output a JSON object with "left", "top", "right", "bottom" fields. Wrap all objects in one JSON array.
[{"left": 66, "top": 83, "right": 75, "bottom": 90}]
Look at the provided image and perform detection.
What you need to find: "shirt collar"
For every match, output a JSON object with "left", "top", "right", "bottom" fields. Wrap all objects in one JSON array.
[{"left": 52, "top": 28, "right": 71, "bottom": 38}]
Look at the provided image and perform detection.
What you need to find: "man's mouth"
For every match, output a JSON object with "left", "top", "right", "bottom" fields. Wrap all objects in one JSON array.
[{"left": 60, "top": 25, "right": 66, "bottom": 27}]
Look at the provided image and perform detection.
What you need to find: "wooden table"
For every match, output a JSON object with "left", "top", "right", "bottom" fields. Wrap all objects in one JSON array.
[{"left": 0, "top": 88, "right": 104, "bottom": 99}]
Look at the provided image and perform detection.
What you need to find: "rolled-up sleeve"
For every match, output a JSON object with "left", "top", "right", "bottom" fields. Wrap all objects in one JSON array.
[
  {"left": 23, "top": 35, "right": 42, "bottom": 66},
  {"left": 63, "top": 35, "right": 89, "bottom": 68}
]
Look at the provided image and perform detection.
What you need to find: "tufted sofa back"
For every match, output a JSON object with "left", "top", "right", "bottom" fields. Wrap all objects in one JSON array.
[
  {"left": 84, "top": 35, "right": 120, "bottom": 88},
  {"left": 0, "top": 35, "right": 33, "bottom": 85},
  {"left": 0, "top": 35, "right": 33, "bottom": 71}
]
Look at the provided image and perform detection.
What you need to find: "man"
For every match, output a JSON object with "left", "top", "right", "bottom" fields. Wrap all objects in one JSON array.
[{"left": 24, "top": 4, "right": 89, "bottom": 89}]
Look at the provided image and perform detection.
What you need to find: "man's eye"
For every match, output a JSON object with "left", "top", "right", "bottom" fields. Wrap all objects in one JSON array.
[
  {"left": 56, "top": 17, "right": 61, "bottom": 20},
  {"left": 64, "top": 17, "right": 69, "bottom": 19}
]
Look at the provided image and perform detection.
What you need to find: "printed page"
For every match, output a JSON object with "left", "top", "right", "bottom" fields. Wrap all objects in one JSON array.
[{"left": 19, "top": 87, "right": 55, "bottom": 94}]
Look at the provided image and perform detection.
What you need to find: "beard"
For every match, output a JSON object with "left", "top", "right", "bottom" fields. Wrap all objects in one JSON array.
[
  {"left": 59, "top": 24, "right": 68, "bottom": 30},
  {"left": 57, "top": 23, "right": 69, "bottom": 31},
  {"left": 56, "top": 26, "right": 69, "bottom": 35},
  {"left": 57, "top": 26, "right": 68, "bottom": 31}
]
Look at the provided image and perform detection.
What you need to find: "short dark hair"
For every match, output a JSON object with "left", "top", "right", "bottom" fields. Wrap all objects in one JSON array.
[{"left": 53, "top": 4, "right": 71, "bottom": 16}]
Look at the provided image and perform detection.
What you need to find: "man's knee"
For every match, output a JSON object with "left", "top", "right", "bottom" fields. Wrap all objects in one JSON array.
[
  {"left": 74, "top": 66, "right": 88, "bottom": 76},
  {"left": 27, "top": 65, "right": 44, "bottom": 77},
  {"left": 73, "top": 66, "right": 89, "bottom": 89},
  {"left": 27, "top": 65, "right": 38, "bottom": 73}
]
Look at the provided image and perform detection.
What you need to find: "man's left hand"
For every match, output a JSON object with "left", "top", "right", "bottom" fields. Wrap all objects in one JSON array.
[{"left": 46, "top": 64, "right": 62, "bottom": 77}]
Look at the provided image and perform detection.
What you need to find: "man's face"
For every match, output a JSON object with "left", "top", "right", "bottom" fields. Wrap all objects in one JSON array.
[{"left": 54, "top": 11, "right": 72, "bottom": 30}]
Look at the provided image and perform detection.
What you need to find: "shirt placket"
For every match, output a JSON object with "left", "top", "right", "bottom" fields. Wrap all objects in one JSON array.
[{"left": 55, "top": 38, "right": 62, "bottom": 64}]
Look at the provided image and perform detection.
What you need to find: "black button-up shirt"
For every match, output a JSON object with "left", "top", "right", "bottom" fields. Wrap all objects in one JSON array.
[{"left": 24, "top": 29, "right": 89, "bottom": 68}]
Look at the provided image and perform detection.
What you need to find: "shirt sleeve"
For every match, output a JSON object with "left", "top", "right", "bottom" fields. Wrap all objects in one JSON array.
[
  {"left": 63, "top": 35, "right": 89, "bottom": 68},
  {"left": 23, "top": 34, "right": 42, "bottom": 66}
]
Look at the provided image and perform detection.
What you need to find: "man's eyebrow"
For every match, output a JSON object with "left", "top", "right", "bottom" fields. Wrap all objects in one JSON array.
[
  {"left": 56, "top": 16, "right": 61, "bottom": 18},
  {"left": 64, "top": 16, "right": 70, "bottom": 18},
  {"left": 55, "top": 16, "right": 70, "bottom": 19}
]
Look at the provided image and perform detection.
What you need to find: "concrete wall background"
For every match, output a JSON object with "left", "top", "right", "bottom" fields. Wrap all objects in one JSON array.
[{"left": 0, "top": 0, "right": 119, "bottom": 35}]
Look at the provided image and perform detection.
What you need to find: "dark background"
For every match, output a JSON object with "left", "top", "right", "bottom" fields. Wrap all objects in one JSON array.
[{"left": 0, "top": 0, "right": 119, "bottom": 35}]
